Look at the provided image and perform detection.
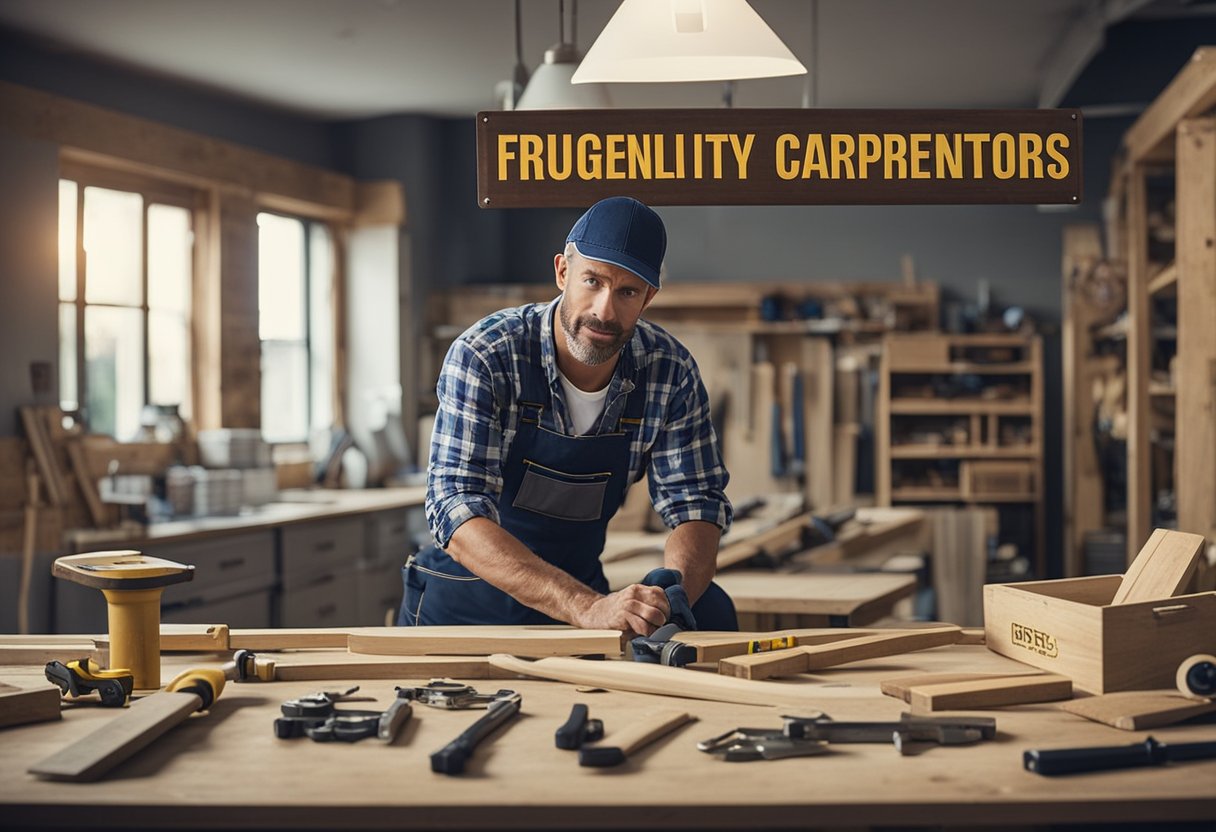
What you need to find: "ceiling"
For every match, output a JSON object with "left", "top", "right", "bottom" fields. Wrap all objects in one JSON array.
[{"left": 0, "top": 0, "right": 1201, "bottom": 120}]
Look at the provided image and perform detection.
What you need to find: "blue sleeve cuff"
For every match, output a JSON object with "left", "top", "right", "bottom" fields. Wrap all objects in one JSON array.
[{"left": 428, "top": 495, "right": 500, "bottom": 549}]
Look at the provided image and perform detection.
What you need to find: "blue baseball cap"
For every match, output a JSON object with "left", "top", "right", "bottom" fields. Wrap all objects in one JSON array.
[{"left": 565, "top": 197, "right": 666, "bottom": 289}]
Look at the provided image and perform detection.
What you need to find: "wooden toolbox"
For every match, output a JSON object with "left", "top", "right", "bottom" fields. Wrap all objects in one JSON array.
[{"left": 983, "top": 575, "right": 1216, "bottom": 694}]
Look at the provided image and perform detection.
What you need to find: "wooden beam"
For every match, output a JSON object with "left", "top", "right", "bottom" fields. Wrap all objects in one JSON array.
[
  {"left": 353, "top": 180, "right": 407, "bottom": 227},
  {"left": 253, "top": 655, "right": 515, "bottom": 682},
  {"left": 1176, "top": 117, "right": 1216, "bottom": 546},
  {"left": 1112, "top": 528, "right": 1205, "bottom": 604},
  {"left": 906, "top": 674, "right": 1072, "bottom": 712},
  {"left": 1125, "top": 48, "right": 1216, "bottom": 163},
  {"left": 1125, "top": 166, "right": 1152, "bottom": 564},
  {"left": 0, "top": 683, "right": 62, "bottom": 730},
  {"left": 719, "top": 627, "right": 962, "bottom": 680},
  {"left": 0, "top": 81, "right": 356, "bottom": 215},
  {"left": 488, "top": 654, "right": 828, "bottom": 710},
  {"left": 348, "top": 626, "right": 624, "bottom": 658},
  {"left": 1060, "top": 690, "right": 1216, "bottom": 730},
  {"left": 1061, "top": 224, "right": 1107, "bottom": 577}
]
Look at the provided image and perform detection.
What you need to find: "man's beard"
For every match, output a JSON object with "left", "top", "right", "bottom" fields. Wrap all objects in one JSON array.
[{"left": 558, "top": 300, "right": 631, "bottom": 367}]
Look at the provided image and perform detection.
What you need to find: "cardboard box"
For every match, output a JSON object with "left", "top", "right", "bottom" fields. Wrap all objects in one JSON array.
[{"left": 983, "top": 575, "right": 1216, "bottom": 694}]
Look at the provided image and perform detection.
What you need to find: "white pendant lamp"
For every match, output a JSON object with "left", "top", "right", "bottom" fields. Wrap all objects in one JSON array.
[
  {"left": 516, "top": 1, "right": 612, "bottom": 110},
  {"left": 572, "top": 0, "right": 807, "bottom": 84}
]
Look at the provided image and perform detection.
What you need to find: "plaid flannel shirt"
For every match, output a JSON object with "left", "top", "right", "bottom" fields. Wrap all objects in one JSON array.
[{"left": 426, "top": 296, "right": 732, "bottom": 549}]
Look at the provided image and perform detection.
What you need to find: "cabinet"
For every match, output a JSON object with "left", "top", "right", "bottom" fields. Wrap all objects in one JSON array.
[
  {"left": 876, "top": 333, "right": 1045, "bottom": 576},
  {"left": 55, "top": 530, "right": 276, "bottom": 633},
  {"left": 1122, "top": 48, "right": 1216, "bottom": 566}
]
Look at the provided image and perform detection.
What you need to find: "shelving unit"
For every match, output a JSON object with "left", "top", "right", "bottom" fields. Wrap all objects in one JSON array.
[
  {"left": 1122, "top": 47, "right": 1216, "bottom": 566},
  {"left": 876, "top": 332, "right": 1044, "bottom": 577}
]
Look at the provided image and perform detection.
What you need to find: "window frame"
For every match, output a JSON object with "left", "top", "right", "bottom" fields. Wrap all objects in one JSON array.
[
  {"left": 59, "top": 161, "right": 200, "bottom": 435},
  {"left": 256, "top": 210, "right": 337, "bottom": 445}
]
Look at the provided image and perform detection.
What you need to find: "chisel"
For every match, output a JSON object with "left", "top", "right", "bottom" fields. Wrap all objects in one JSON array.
[
  {"left": 29, "top": 662, "right": 235, "bottom": 782},
  {"left": 577, "top": 709, "right": 694, "bottom": 767},
  {"left": 1024, "top": 736, "right": 1216, "bottom": 776},
  {"left": 430, "top": 692, "right": 522, "bottom": 775}
]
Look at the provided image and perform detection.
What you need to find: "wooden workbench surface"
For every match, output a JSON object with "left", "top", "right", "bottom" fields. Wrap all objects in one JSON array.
[{"left": 2, "top": 644, "right": 1213, "bottom": 829}]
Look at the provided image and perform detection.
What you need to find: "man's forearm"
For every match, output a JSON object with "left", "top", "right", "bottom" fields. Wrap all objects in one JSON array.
[
  {"left": 663, "top": 520, "right": 721, "bottom": 603},
  {"left": 445, "top": 517, "right": 601, "bottom": 624}
]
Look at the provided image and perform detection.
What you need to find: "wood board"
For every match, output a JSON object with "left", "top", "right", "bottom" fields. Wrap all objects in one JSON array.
[
  {"left": 254, "top": 654, "right": 516, "bottom": 682},
  {"left": 1059, "top": 690, "right": 1216, "bottom": 730},
  {"left": 489, "top": 654, "right": 830, "bottom": 710},
  {"left": 28, "top": 690, "right": 200, "bottom": 781},
  {"left": 0, "top": 682, "right": 61, "bottom": 729},
  {"left": 348, "top": 627, "right": 624, "bottom": 658},
  {"left": 1112, "top": 528, "right": 1206, "bottom": 605},
  {"left": 906, "top": 674, "right": 1072, "bottom": 712},
  {"left": 228, "top": 628, "right": 349, "bottom": 650},
  {"left": 881, "top": 671, "right": 1043, "bottom": 702},
  {"left": 712, "top": 571, "right": 916, "bottom": 624},
  {"left": 720, "top": 628, "right": 961, "bottom": 680}
]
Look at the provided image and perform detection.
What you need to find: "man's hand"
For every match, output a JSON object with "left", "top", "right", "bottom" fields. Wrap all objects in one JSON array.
[{"left": 575, "top": 584, "right": 670, "bottom": 636}]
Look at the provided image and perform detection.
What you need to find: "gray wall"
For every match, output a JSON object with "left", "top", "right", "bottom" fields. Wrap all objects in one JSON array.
[
  {"left": 0, "top": 130, "right": 60, "bottom": 436},
  {"left": 3, "top": 16, "right": 1215, "bottom": 576}
]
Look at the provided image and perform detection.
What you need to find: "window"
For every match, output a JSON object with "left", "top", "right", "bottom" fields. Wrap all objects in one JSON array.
[
  {"left": 257, "top": 213, "right": 335, "bottom": 444},
  {"left": 58, "top": 177, "right": 195, "bottom": 439}
]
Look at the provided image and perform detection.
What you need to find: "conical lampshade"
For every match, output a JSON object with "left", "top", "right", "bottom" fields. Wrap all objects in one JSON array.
[
  {"left": 517, "top": 43, "right": 612, "bottom": 109},
  {"left": 572, "top": 0, "right": 807, "bottom": 84}
]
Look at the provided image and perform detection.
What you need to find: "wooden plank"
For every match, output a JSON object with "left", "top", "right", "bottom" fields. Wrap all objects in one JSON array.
[
  {"left": 258, "top": 655, "right": 516, "bottom": 682},
  {"left": 66, "top": 440, "right": 107, "bottom": 527},
  {"left": 1059, "top": 690, "right": 1216, "bottom": 730},
  {"left": 1125, "top": 165, "right": 1152, "bottom": 565},
  {"left": 717, "top": 511, "right": 812, "bottom": 570},
  {"left": 881, "top": 672, "right": 1043, "bottom": 702},
  {"left": 802, "top": 338, "right": 834, "bottom": 511},
  {"left": 677, "top": 627, "right": 899, "bottom": 664},
  {"left": 719, "top": 627, "right": 962, "bottom": 680},
  {"left": 1176, "top": 117, "right": 1216, "bottom": 548},
  {"left": 29, "top": 690, "right": 201, "bottom": 781},
  {"left": 228, "top": 628, "right": 348, "bottom": 650},
  {"left": 489, "top": 654, "right": 832, "bottom": 710},
  {"left": 0, "top": 644, "right": 105, "bottom": 666},
  {"left": 0, "top": 82, "right": 357, "bottom": 217},
  {"left": 579, "top": 710, "right": 694, "bottom": 763},
  {"left": 18, "top": 407, "right": 64, "bottom": 506},
  {"left": 347, "top": 627, "right": 624, "bottom": 658},
  {"left": 157, "top": 624, "right": 230, "bottom": 652},
  {"left": 1125, "top": 48, "right": 1216, "bottom": 163},
  {"left": 0, "top": 682, "right": 62, "bottom": 729},
  {"left": 1062, "top": 227, "right": 1108, "bottom": 577},
  {"left": 711, "top": 571, "right": 915, "bottom": 623},
  {"left": 907, "top": 674, "right": 1072, "bottom": 712},
  {"left": 1111, "top": 528, "right": 1205, "bottom": 604}
]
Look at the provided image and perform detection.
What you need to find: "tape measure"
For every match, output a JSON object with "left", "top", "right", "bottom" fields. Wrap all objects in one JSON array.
[{"left": 1176, "top": 654, "right": 1216, "bottom": 699}]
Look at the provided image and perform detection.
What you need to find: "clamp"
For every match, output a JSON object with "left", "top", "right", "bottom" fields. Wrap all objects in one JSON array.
[
  {"left": 699, "top": 713, "right": 997, "bottom": 761},
  {"left": 44, "top": 659, "right": 134, "bottom": 708},
  {"left": 396, "top": 680, "right": 517, "bottom": 709},
  {"left": 274, "top": 686, "right": 410, "bottom": 743}
]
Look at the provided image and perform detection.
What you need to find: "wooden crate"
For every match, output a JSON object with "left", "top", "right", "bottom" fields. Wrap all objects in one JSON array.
[
  {"left": 885, "top": 334, "right": 949, "bottom": 369},
  {"left": 983, "top": 575, "right": 1216, "bottom": 693},
  {"left": 961, "top": 460, "right": 1036, "bottom": 499}
]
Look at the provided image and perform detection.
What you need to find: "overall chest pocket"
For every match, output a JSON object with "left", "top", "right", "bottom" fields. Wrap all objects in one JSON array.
[{"left": 513, "top": 459, "right": 612, "bottom": 522}]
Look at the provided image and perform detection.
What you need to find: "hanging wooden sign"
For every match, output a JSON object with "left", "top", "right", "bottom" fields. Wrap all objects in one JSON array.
[{"left": 476, "top": 108, "right": 1082, "bottom": 208}]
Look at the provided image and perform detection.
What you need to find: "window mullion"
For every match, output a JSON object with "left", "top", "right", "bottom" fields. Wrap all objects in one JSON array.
[
  {"left": 75, "top": 185, "right": 86, "bottom": 422},
  {"left": 141, "top": 199, "right": 151, "bottom": 407}
]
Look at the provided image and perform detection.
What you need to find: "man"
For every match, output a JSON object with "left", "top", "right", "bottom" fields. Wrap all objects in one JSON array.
[{"left": 399, "top": 196, "right": 735, "bottom": 635}]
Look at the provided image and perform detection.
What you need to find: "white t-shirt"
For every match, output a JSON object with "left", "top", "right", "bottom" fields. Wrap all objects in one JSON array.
[{"left": 557, "top": 369, "right": 610, "bottom": 435}]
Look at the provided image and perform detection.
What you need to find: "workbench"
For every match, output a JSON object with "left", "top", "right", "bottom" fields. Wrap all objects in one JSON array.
[{"left": 2, "top": 642, "right": 1213, "bottom": 829}]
